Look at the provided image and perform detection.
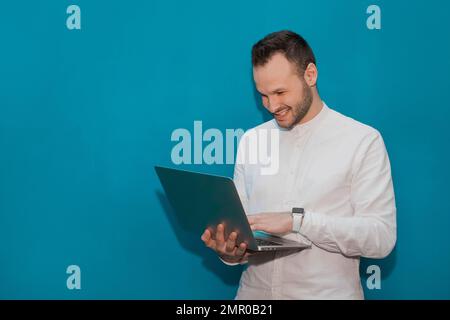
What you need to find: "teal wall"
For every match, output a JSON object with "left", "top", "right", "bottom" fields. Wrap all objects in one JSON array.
[{"left": 1, "top": 0, "right": 449, "bottom": 299}]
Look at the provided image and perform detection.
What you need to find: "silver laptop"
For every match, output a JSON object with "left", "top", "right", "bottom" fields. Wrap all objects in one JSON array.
[{"left": 155, "top": 166, "right": 311, "bottom": 252}]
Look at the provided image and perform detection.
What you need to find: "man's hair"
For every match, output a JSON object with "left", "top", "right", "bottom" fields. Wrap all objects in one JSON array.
[{"left": 251, "top": 30, "right": 316, "bottom": 76}]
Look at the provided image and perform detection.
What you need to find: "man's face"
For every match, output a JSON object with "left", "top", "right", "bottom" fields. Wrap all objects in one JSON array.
[{"left": 253, "top": 53, "right": 313, "bottom": 129}]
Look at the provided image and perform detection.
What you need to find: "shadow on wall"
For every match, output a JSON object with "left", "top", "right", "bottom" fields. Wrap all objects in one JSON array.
[{"left": 155, "top": 190, "right": 244, "bottom": 288}]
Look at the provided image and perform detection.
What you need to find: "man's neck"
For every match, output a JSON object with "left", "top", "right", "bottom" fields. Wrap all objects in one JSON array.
[{"left": 298, "top": 94, "right": 323, "bottom": 125}]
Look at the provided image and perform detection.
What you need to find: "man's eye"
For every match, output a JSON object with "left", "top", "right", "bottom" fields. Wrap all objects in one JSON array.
[{"left": 276, "top": 92, "right": 285, "bottom": 95}]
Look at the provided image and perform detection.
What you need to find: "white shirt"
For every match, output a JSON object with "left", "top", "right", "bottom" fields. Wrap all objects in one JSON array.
[{"left": 224, "top": 102, "right": 397, "bottom": 300}]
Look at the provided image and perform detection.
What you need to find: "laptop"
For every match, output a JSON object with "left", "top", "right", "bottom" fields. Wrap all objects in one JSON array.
[{"left": 155, "top": 165, "right": 311, "bottom": 252}]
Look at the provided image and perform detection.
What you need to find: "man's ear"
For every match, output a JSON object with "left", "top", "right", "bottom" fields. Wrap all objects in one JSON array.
[{"left": 303, "top": 63, "right": 318, "bottom": 87}]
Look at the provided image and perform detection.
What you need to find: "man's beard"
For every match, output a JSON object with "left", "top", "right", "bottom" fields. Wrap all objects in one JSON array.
[{"left": 278, "top": 82, "right": 313, "bottom": 129}]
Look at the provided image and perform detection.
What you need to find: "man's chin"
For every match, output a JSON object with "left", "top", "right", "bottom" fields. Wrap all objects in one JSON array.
[{"left": 274, "top": 118, "right": 294, "bottom": 129}]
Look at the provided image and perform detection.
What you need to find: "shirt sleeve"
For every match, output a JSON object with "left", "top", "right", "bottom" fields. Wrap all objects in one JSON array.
[{"left": 299, "top": 131, "right": 397, "bottom": 258}]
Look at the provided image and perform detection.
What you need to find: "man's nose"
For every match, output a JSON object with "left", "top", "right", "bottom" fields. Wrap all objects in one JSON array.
[{"left": 266, "top": 95, "right": 281, "bottom": 113}]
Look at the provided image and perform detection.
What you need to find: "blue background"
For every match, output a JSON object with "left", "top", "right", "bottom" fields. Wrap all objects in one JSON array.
[{"left": 1, "top": 0, "right": 449, "bottom": 299}]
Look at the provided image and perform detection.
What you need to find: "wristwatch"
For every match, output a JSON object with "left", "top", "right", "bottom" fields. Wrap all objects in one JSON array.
[{"left": 291, "top": 207, "right": 305, "bottom": 233}]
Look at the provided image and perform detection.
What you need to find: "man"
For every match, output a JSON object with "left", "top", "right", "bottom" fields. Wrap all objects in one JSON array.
[{"left": 201, "top": 30, "right": 396, "bottom": 299}]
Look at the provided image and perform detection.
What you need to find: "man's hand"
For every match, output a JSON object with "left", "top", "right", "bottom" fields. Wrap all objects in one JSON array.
[
  {"left": 201, "top": 224, "right": 250, "bottom": 263},
  {"left": 247, "top": 212, "right": 293, "bottom": 235}
]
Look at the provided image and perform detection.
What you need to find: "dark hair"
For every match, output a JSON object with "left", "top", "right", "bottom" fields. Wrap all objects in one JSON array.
[{"left": 251, "top": 30, "right": 316, "bottom": 75}]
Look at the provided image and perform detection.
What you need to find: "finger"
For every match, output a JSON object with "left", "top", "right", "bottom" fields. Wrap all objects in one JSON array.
[
  {"left": 201, "top": 229, "right": 217, "bottom": 249},
  {"left": 216, "top": 224, "right": 225, "bottom": 246},
  {"left": 205, "top": 238, "right": 217, "bottom": 250},
  {"left": 226, "top": 232, "right": 237, "bottom": 252},
  {"left": 201, "top": 229, "right": 211, "bottom": 243},
  {"left": 235, "top": 242, "right": 247, "bottom": 256},
  {"left": 202, "top": 231, "right": 215, "bottom": 248}
]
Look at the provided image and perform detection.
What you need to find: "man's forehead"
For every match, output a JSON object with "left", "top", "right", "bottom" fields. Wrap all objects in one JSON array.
[
  {"left": 253, "top": 54, "right": 297, "bottom": 87},
  {"left": 254, "top": 69, "right": 298, "bottom": 94}
]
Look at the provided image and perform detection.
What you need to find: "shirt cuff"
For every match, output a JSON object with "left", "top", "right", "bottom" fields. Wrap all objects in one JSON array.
[
  {"left": 298, "top": 210, "right": 315, "bottom": 239},
  {"left": 219, "top": 255, "right": 248, "bottom": 266}
]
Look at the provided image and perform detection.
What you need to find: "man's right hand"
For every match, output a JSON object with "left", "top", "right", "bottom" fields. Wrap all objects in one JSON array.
[{"left": 201, "top": 223, "right": 250, "bottom": 263}]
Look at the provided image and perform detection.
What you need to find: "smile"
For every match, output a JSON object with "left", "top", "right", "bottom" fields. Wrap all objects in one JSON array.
[{"left": 274, "top": 108, "right": 290, "bottom": 119}]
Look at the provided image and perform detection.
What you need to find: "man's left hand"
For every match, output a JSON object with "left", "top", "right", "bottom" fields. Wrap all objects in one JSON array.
[{"left": 247, "top": 212, "right": 293, "bottom": 235}]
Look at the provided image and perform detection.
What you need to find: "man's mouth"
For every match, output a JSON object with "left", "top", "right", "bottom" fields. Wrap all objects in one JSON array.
[{"left": 273, "top": 107, "right": 290, "bottom": 120}]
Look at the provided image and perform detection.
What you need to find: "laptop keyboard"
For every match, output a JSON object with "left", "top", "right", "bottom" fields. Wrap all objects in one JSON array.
[{"left": 255, "top": 238, "right": 282, "bottom": 246}]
